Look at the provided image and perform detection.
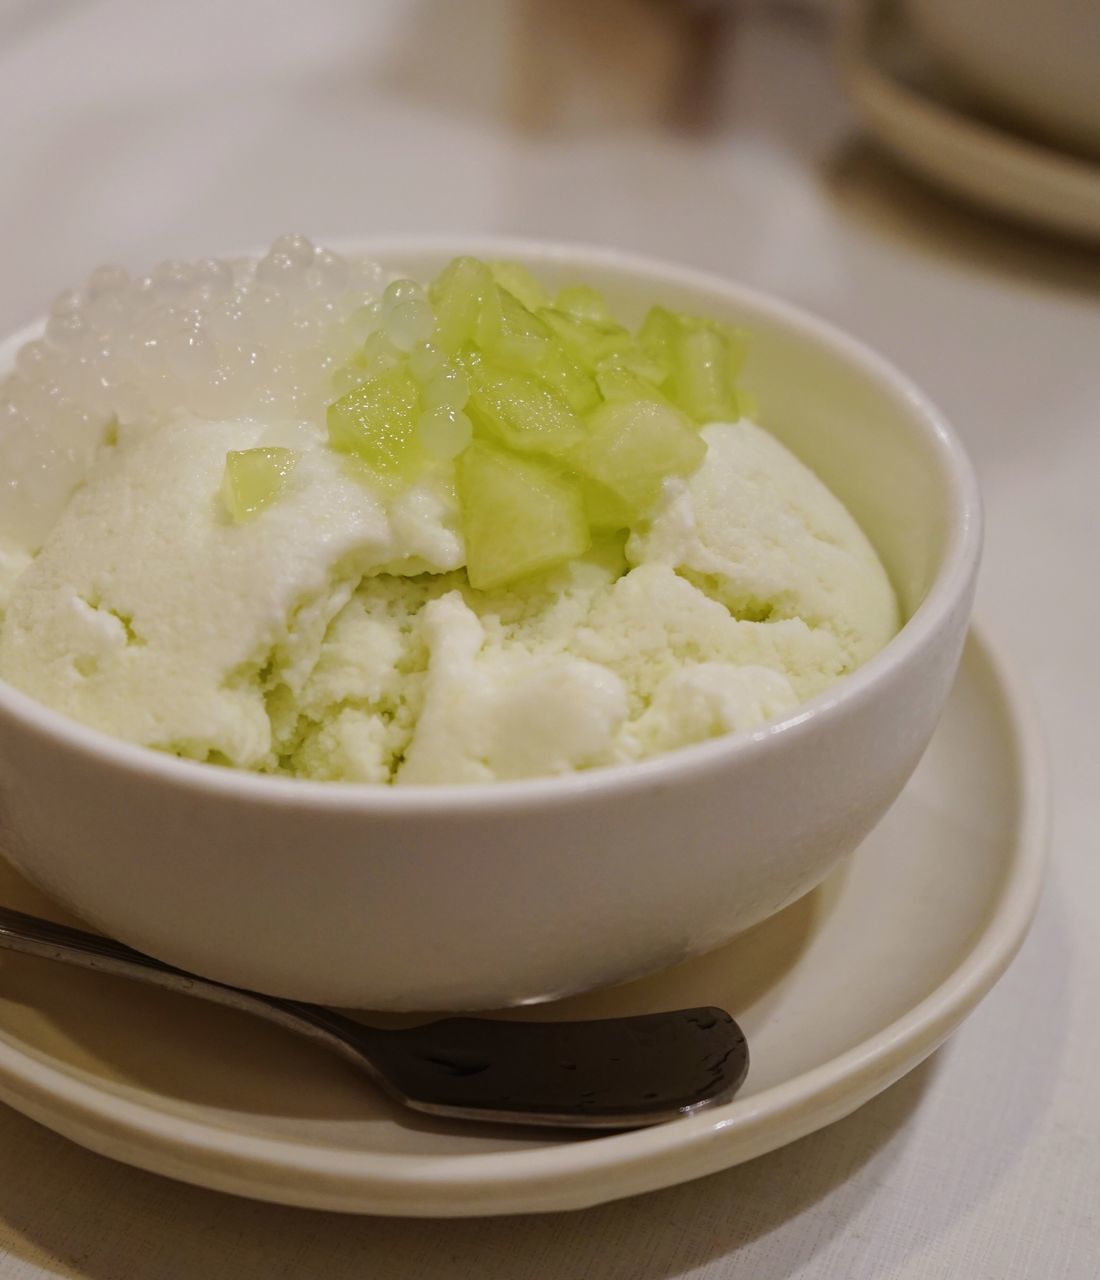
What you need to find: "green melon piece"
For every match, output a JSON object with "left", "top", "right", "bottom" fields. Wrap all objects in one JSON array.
[
  {"left": 541, "top": 301, "right": 673, "bottom": 391},
  {"left": 522, "top": 342, "right": 601, "bottom": 414},
  {"left": 554, "top": 284, "right": 613, "bottom": 324},
  {"left": 671, "top": 324, "right": 742, "bottom": 422},
  {"left": 326, "top": 365, "right": 424, "bottom": 484},
  {"left": 430, "top": 257, "right": 495, "bottom": 354},
  {"left": 638, "top": 305, "right": 747, "bottom": 422},
  {"left": 473, "top": 286, "right": 600, "bottom": 414},
  {"left": 598, "top": 346, "right": 673, "bottom": 388},
  {"left": 489, "top": 261, "right": 550, "bottom": 312},
  {"left": 222, "top": 448, "right": 298, "bottom": 521},
  {"left": 637, "top": 305, "right": 681, "bottom": 366},
  {"left": 575, "top": 399, "right": 706, "bottom": 517},
  {"left": 581, "top": 477, "right": 635, "bottom": 534},
  {"left": 478, "top": 285, "right": 552, "bottom": 364},
  {"left": 539, "top": 307, "right": 636, "bottom": 371},
  {"left": 467, "top": 365, "right": 586, "bottom": 457},
  {"left": 457, "top": 443, "right": 590, "bottom": 590},
  {"left": 320, "top": 258, "right": 748, "bottom": 566},
  {"left": 595, "top": 365, "right": 675, "bottom": 405}
]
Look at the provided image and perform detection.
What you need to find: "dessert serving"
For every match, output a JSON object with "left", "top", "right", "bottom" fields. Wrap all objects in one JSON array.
[
  {"left": 0, "top": 239, "right": 978, "bottom": 1007},
  {"left": 0, "top": 238, "right": 898, "bottom": 785}
]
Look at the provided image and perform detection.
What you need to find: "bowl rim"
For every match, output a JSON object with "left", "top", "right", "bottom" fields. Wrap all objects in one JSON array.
[{"left": 0, "top": 235, "right": 983, "bottom": 813}]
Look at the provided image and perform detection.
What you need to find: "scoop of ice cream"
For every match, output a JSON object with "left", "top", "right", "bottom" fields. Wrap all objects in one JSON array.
[
  {"left": 397, "top": 592, "right": 629, "bottom": 785},
  {"left": 626, "top": 663, "right": 799, "bottom": 757},
  {"left": 628, "top": 421, "right": 899, "bottom": 676},
  {"left": 0, "top": 243, "right": 904, "bottom": 786},
  {"left": 572, "top": 560, "right": 846, "bottom": 706},
  {"left": 271, "top": 550, "right": 622, "bottom": 782},
  {"left": 261, "top": 491, "right": 888, "bottom": 785},
  {"left": 0, "top": 414, "right": 462, "bottom": 766},
  {"left": 0, "top": 407, "right": 899, "bottom": 783}
]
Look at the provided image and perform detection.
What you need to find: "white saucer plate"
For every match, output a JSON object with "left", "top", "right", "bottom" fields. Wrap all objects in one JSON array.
[
  {"left": 0, "top": 627, "right": 1047, "bottom": 1216},
  {"left": 839, "top": 0, "right": 1100, "bottom": 242}
]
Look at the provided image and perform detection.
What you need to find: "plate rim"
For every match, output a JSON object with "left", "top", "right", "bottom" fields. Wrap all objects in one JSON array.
[
  {"left": 0, "top": 623, "right": 1049, "bottom": 1215},
  {"left": 838, "top": 0, "right": 1100, "bottom": 240}
]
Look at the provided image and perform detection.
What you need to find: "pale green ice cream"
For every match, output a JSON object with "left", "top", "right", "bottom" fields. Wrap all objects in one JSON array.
[
  {"left": 0, "top": 242, "right": 900, "bottom": 784},
  {"left": 0, "top": 411, "right": 898, "bottom": 785},
  {"left": 260, "top": 418, "right": 899, "bottom": 784}
]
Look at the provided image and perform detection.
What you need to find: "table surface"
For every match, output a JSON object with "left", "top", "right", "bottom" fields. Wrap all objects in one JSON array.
[{"left": 0, "top": 2, "right": 1096, "bottom": 1276}]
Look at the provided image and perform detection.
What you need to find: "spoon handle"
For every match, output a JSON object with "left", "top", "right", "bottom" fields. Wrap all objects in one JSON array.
[{"left": 0, "top": 905, "right": 391, "bottom": 1075}]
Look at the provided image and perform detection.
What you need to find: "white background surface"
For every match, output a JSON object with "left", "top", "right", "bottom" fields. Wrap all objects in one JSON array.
[{"left": 0, "top": 1, "right": 1096, "bottom": 1275}]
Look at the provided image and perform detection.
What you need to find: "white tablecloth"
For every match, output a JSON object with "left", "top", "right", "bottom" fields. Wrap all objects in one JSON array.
[{"left": 0, "top": 2, "right": 1096, "bottom": 1275}]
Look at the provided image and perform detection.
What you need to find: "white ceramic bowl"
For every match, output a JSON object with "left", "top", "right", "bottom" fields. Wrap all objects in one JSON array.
[
  {"left": 906, "top": 0, "right": 1100, "bottom": 156},
  {"left": 0, "top": 238, "right": 982, "bottom": 1010}
]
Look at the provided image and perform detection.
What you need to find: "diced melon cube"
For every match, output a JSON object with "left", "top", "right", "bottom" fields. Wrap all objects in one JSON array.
[
  {"left": 222, "top": 447, "right": 298, "bottom": 521},
  {"left": 433, "top": 261, "right": 601, "bottom": 412},
  {"left": 476, "top": 290, "right": 602, "bottom": 418},
  {"left": 637, "top": 305, "right": 681, "bottom": 365},
  {"left": 554, "top": 284, "right": 613, "bottom": 324},
  {"left": 540, "top": 307, "right": 636, "bottom": 371},
  {"left": 455, "top": 340, "right": 484, "bottom": 373},
  {"left": 638, "top": 306, "right": 747, "bottom": 422},
  {"left": 475, "top": 292, "right": 602, "bottom": 414},
  {"left": 326, "top": 365, "right": 424, "bottom": 484},
  {"left": 582, "top": 477, "right": 635, "bottom": 533},
  {"left": 596, "top": 365, "right": 675, "bottom": 405},
  {"left": 490, "top": 261, "right": 550, "bottom": 312},
  {"left": 457, "top": 443, "right": 590, "bottom": 589},
  {"left": 671, "top": 324, "right": 741, "bottom": 422},
  {"left": 478, "top": 285, "right": 551, "bottom": 363},
  {"left": 598, "top": 347, "right": 672, "bottom": 388},
  {"left": 575, "top": 399, "right": 705, "bottom": 517},
  {"left": 513, "top": 341, "right": 601, "bottom": 415},
  {"left": 467, "top": 366, "right": 586, "bottom": 457},
  {"left": 430, "top": 257, "right": 495, "bottom": 354}
]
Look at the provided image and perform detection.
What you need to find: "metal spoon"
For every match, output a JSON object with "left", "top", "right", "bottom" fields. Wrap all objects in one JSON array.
[{"left": 0, "top": 905, "right": 748, "bottom": 1129}]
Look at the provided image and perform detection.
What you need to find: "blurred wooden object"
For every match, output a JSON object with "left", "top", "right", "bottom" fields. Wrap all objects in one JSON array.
[{"left": 509, "top": 0, "right": 738, "bottom": 134}]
